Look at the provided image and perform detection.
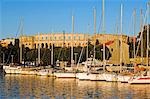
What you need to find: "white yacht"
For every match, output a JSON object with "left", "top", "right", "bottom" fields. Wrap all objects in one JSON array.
[
  {"left": 4, "top": 64, "right": 22, "bottom": 74},
  {"left": 128, "top": 71, "right": 150, "bottom": 84},
  {"left": 37, "top": 69, "right": 53, "bottom": 76},
  {"left": 76, "top": 58, "right": 105, "bottom": 81},
  {"left": 128, "top": 75, "right": 150, "bottom": 84},
  {"left": 54, "top": 72, "right": 76, "bottom": 78},
  {"left": 76, "top": 72, "right": 91, "bottom": 80},
  {"left": 103, "top": 72, "right": 118, "bottom": 82},
  {"left": 117, "top": 74, "right": 132, "bottom": 82}
]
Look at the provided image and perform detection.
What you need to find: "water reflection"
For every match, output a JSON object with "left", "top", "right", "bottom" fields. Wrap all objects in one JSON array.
[{"left": 1, "top": 74, "right": 150, "bottom": 99}]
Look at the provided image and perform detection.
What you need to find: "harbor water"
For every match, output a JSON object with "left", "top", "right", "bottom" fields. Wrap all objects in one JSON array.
[{"left": 0, "top": 70, "right": 150, "bottom": 99}]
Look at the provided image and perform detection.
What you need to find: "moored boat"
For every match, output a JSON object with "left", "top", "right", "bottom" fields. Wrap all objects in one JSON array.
[
  {"left": 128, "top": 76, "right": 150, "bottom": 84},
  {"left": 89, "top": 73, "right": 105, "bottom": 81},
  {"left": 54, "top": 72, "right": 76, "bottom": 78},
  {"left": 76, "top": 72, "right": 91, "bottom": 80},
  {"left": 117, "top": 74, "right": 132, "bottom": 82},
  {"left": 37, "top": 69, "right": 53, "bottom": 76},
  {"left": 20, "top": 69, "right": 37, "bottom": 75},
  {"left": 103, "top": 72, "right": 118, "bottom": 82},
  {"left": 4, "top": 66, "right": 22, "bottom": 74}
]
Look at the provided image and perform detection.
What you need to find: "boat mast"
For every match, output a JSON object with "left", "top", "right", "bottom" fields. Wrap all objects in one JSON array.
[
  {"left": 93, "top": 7, "right": 96, "bottom": 61},
  {"left": 71, "top": 14, "right": 74, "bottom": 67},
  {"left": 62, "top": 30, "right": 65, "bottom": 66},
  {"left": 38, "top": 32, "right": 40, "bottom": 66},
  {"left": 86, "top": 24, "right": 90, "bottom": 60},
  {"left": 3, "top": 52, "right": 5, "bottom": 65},
  {"left": 146, "top": 2, "right": 150, "bottom": 67},
  {"left": 120, "top": 4, "right": 123, "bottom": 73},
  {"left": 11, "top": 55, "right": 14, "bottom": 64},
  {"left": 20, "top": 18, "right": 23, "bottom": 64},
  {"left": 102, "top": 0, "right": 106, "bottom": 71},
  {"left": 133, "top": 9, "right": 136, "bottom": 61},
  {"left": 51, "top": 31, "right": 54, "bottom": 66},
  {"left": 140, "top": 9, "right": 143, "bottom": 65}
]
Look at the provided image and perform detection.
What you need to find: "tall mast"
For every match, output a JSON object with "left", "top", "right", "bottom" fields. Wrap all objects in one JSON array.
[
  {"left": 62, "top": 30, "right": 65, "bottom": 63},
  {"left": 20, "top": 18, "right": 23, "bottom": 64},
  {"left": 3, "top": 52, "right": 5, "bottom": 65},
  {"left": 102, "top": 0, "right": 106, "bottom": 71},
  {"left": 120, "top": 4, "right": 123, "bottom": 72},
  {"left": 102, "top": 0, "right": 105, "bottom": 33},
  {"left": 38, "top": 32, "right": 40, "bottom": 65},
  {"left": 146, "top": 2, "right": 150, "bottom": 67},
  {"left": 71, "top": 14, "right": 74, "bottom": 67},
  {"left": 133, "top": 9, "right": 136, "bottom": 60},
  {"left": 86, "top": 24, "right": 90, "bottom": 60},
  {"left": 51, "top": 30, "right": 54, "bottom": 65},
  {"left": 93, "top": 7, "right": 96, "bottom": 60},
  {"left": 140, "top": 9, "right": 143, "bottom": 64}
]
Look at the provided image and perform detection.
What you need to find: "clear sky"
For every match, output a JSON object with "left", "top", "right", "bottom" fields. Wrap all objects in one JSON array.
[{"left": 0, "top": 0, "right": 149, "bottom": 39}]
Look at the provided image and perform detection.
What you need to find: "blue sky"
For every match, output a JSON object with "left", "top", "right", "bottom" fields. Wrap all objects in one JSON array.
[{"left": 0, "top": 0, "right": 149, "bottom": 39}]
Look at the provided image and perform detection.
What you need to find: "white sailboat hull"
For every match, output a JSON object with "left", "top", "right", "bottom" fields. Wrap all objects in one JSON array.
[
  {"left": 76, "top": 72, "right": 105, "bottom": 81},
  {"left": 54, "top": 72, "right": 76, "bottom": 78},
  {"left": 117, "top": 75, "right": 132, "bottom": 82},
  {"left": 4, "top": 68, "right": 21, "bottom": 74},
  {"left": 37, "top": 71, "right": 49, "bottom": 76},
  {"left": 4, "top": 66, "right": 22, "bottom": 74},
  {"left": 103, "top": 73, "right": 118, "bottom": 82},
  {"left": 20, "top": 70, "right": 37, "bottom": 75},
  {"left": 76, "top": 73, "right": 91, "bottom": 80},
  {"left": 89, "top": 73, "right": 105, "bottom": 81},
  {"left": 128, "top": 76, "right": 150, "bottom": 84},
  {"left": 37, "top": 69, "right": 53, "bottom": 76}
]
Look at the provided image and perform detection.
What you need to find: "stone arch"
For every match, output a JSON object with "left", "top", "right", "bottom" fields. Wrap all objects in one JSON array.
[
  {"left": 34, "top": 44, "right": 36, "bottom": 49},
  {"left": 79, "top": 43, "right": 81, "bottom": 46},
  {"left": 37, "top": 44, "right": 40, "bottom": 48},
  {"left": 41, "top": 43, "right": 44, "bottom": 48},
  {"left": 45, "top": 43, "right": 48, "bottom": 48}
]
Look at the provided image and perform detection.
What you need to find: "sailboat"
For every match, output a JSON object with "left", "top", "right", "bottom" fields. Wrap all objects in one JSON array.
[
  {"left": 103, "top": 3, "right": 132, "bottom": 82},
  {"left": 99, "top": 0, "right": 119, "bottom": 82},
  {"left": 76, "top": 57, "right": 104, "bottom": 80},
  {"left": 117, "top": 8, "right": 137, "bottom": 83},
  {"left": 77, "top": 7, "right": 105, "bottom": 81},
  {"left": 88, "top": 6, "right": 105, "bottom": 81},
  {"left": 54, "top": 15, "right": 76, "bottom": 78},
  {"left": 35, "top": 32, "right": 54, "bottom": 76},
  {"left": 128, "top": 2, "right": 150, "bottom": 83},
  {"left": 75, "top": 45, "right": 91, "bottom": 80},
  {"left": 3, "top": 51, "right": 22, "bottom": 74},
  {"left": 3, "top": 19, "right": 24, "bottom": 74}
]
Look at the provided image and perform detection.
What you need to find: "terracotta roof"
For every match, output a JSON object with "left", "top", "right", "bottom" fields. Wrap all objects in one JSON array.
[{"left": 105, "top": 40, "right": 114, "bottom": 46}]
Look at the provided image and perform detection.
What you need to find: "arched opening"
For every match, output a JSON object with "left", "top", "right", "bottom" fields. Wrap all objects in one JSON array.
[
  {"left": 41, "top": 43, "right": 44, "bottom": 48},
  {"left": 79, "top": 43, "right": 81, "bottom": 46},
  {"left": 34, "top": 44, "right": 36, "bottom": 49},
  {"left": 37, "top": 43, "right": 39, "bottom": 47},
  {"left": 45, "top": 43, "right": 48, "bottom": 48}
]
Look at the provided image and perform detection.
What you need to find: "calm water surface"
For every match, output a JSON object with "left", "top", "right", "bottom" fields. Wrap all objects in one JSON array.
[{"left": 0, "top": 71, "right": 150, "bottom": 99}]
